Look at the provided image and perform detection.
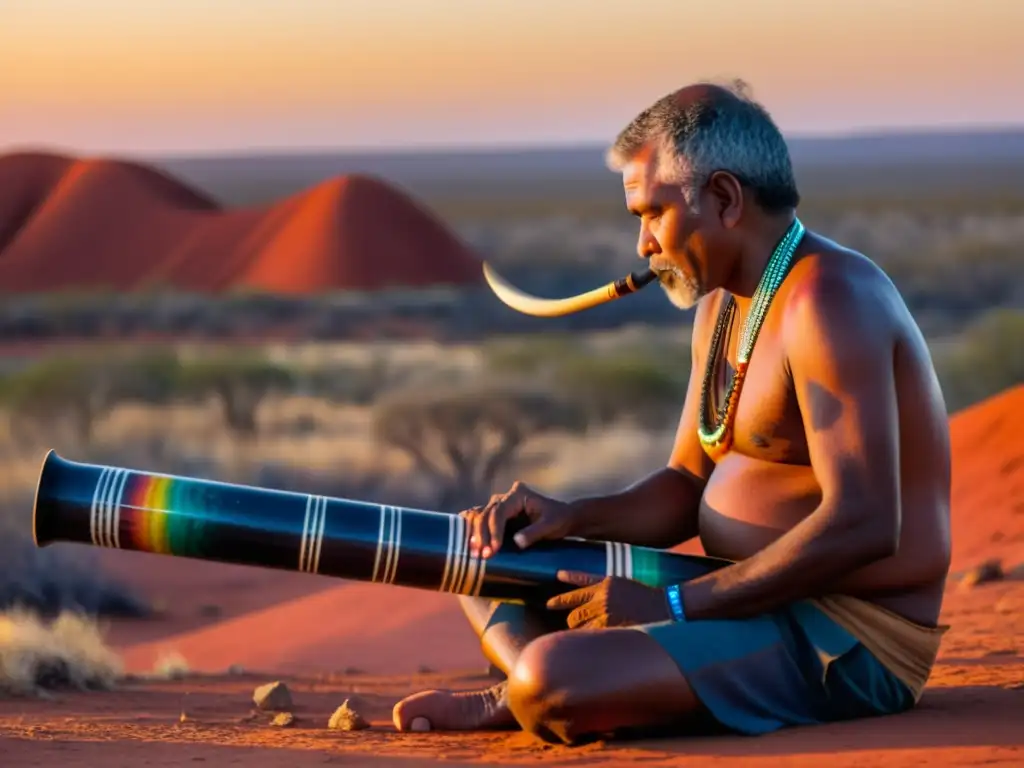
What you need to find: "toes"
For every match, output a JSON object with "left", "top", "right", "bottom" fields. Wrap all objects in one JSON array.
[{"left": 392, "top": 690, "right": 440, "bottom": 731}]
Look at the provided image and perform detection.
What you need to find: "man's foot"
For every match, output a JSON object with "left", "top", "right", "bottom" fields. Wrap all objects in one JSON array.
[{"left": 392, "top": 680, "right": 516, "bottom": 732}]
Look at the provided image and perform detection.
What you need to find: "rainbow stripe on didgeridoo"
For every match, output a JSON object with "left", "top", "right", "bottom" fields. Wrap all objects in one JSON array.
[{"left": 103, "top": 471, "right": 211, "bottom": 556}]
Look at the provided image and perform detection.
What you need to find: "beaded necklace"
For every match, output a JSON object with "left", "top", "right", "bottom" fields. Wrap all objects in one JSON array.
[{"left": 697, "top": 218, "right": 805, "bottom": 461}]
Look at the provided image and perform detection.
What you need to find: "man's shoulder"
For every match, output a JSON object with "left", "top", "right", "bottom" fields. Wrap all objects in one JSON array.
[{"left": 781, "top": 237, "right": 903, "bottom": 349}]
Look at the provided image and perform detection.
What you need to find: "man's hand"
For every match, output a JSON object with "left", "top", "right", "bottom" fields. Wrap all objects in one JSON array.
[
  {"left": 545, "top": 571, "right": 673, "bottom": 629},
  {"left": 463, "top": 481, "right": 577, "bottom": 559}
]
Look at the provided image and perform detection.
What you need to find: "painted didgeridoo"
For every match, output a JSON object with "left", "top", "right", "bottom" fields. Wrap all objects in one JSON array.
[
  {"left": 482, "top": 263, "right": 659, "bottom": 318},
  {"left": 31, "top": 451, "right": 730, "bottom": 603}
]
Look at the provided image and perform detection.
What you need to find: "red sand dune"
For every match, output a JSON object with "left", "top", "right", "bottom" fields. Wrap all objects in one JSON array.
[
  {"left": 948, "top": 384, "right": 1024, "bottom": 572},
  {"left": 0, "top": 151, "right": 483, "bottom": 294}
]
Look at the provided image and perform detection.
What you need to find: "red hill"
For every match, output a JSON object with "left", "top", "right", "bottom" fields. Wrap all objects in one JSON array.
[
  {"left": 948, "top": 384, "right": 1024, "bottom": 572},
  {"left": 0, "top": 151, "right": 483, "bottom": 294}
]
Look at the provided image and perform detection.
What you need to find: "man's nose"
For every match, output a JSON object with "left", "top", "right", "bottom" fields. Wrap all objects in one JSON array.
[{"left": 637, "top": 232, "right": 659, "bottom": 260}]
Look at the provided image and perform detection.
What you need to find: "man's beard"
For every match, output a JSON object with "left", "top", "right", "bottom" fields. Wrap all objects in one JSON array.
[{"left": 656, "top": 266, "right": 706, "bottom": 310}]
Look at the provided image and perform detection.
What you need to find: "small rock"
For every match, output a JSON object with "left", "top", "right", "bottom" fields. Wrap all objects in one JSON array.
[
  {"left": 253, "top": 681, "right": 292, "bottom": 711},
  {"left": 960, "top": 559, "right": 1004, "bottom": 589},
  {"left": 410, "top": 717, "right": 431, "bottom": 732},
  {"left": 328, "top": 699, "right": 370, "bottom": 731},
  {"left": 271, "top": 712, "right": 295, "bottom": 728}
]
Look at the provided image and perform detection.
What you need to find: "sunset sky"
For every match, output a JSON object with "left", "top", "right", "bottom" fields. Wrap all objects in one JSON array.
[{"left": 2, "top": 0, "right": 1022, "bottom": 155}]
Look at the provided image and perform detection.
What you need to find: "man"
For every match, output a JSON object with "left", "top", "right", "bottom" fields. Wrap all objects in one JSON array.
[{"left": 393, "top": 81, "right": 952, "bottom": 744}]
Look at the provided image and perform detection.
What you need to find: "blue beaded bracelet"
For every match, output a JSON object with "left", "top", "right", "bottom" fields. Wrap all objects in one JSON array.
[{"left": 665, "top": 583, "right": 686, "bottom": 622}]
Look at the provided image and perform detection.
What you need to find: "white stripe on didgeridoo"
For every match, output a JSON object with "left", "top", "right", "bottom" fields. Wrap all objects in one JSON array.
[
  {"left": 371, "top": 503, "right": 389, "bottom": 583},
  {"left": 110, "top": 469, "right": 129, "bottom": 550},
  {"left": 462, "top": 539, "right": 480, "bottom": 596},
  {"left": 312, "top": 497, "right": 327, "bottom": 575},
  {"left": 101, "top": 468, "right": 123, "bottom": 549},
  {"left": 382, "top": 506, "right": 398, "bottom": 585},
  {"left": 299, "top": 495, "right": 314, "bottom": 573},
  {"left": 439, "top": 513, "right": 457, "bottom": 593},
  {"left": 90, "top": 467, "right": 112, "bottom": 548},
  {"left": 384, "top": 506, "right": 402, "bottom": 585},
  {"left": 453, "top": 515, "right": 471, "bottom": 594},
  {"left": 472, "top": 547, "right": 487, "bottom": 597}
]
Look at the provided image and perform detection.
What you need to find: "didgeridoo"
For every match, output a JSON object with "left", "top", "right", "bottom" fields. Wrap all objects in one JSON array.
[
  {"left": 482, "top": 263, "right": 659, "bottom": 318},
  {"left": 31, "top": 451, "right": 729, "bottom": 603}
]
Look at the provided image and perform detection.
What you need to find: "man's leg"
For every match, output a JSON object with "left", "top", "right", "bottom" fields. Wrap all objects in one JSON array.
[
  {"left": 506, "top": 627, "right": 706, "bottom": 745},
  {"left": 393, "top": 596, "right": 563, "bottom": 731}
]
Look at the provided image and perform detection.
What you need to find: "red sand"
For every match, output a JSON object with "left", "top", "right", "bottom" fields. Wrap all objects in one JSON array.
[
  {"left": 0, "top": 151, "right": 483, "bottom": 294},
  {"left": 3, "top": 387, "right": 1022, "bottom": 765},
  {"left": 948, "top": 384, "right": 1024, "bottom": 573}
]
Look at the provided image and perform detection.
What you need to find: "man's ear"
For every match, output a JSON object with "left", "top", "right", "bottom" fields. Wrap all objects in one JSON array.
[{"left": 706, "top": 171, "right": 744, "bottom": 229}]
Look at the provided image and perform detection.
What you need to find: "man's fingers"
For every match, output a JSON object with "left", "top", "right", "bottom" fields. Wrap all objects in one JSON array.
[
  {"left": 511, "top": 506, "right": 560, "bottom": 550},
  {"left": 463, "top": 507, "right": 483, "bottom": 557},
  {"left": 486, "top": 506, "right": 505, "bottom": 559},
  {"left": 565, "top": 604, "right": 593, "bottom": 630},
  {"left": 481, "top": 489, "right": 525, "bottom": 558},
  {"left": 545, "top": 584, "right": 595, "bottom": 612},
  {"left": 557, "top": 570, "right": 602, "bottom": 587}
]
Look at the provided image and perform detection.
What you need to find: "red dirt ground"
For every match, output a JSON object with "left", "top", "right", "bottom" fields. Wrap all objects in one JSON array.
[
  {"left": 2, "top": 386, "right": 1022, "bottom": 765},
  {"left": 0, "top": 151, "right": 484, "bottom": 294}
]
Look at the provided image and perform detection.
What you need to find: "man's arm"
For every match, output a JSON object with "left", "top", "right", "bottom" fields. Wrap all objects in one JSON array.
[
  {"left": 680, "top": 264, "right": 902, "bottom": 619},
  {"left": 569, "top": 304, "right": 716, "bottom": 549}
]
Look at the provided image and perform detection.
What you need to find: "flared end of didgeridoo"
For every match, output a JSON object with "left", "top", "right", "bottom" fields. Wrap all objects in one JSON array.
[
  {"left": 481, "top": 262, "right": 658, "bottom": 317},
  {"left": 31, "top": 448, "right": 58, "bottom": 548}
]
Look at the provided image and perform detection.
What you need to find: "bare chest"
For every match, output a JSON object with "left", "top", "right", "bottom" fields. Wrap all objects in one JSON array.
[{"left": 697, "top": 316, "right": 808, "bottom": 465}]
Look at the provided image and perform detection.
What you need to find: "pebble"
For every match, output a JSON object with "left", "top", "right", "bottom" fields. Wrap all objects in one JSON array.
[
  {"left": 253, "top": 681, "right": 292, "bottom": 711},
  {"left": 328, "top": 699, "right": 370, "bottom": 731}
]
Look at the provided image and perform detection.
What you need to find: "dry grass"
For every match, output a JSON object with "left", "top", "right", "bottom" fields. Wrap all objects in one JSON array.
[
  {"left": 0, "top": 608, "right": 122, "bottom": 697},
  {"left": 149, "top": 650, "right": 190, "bottom": 681}
]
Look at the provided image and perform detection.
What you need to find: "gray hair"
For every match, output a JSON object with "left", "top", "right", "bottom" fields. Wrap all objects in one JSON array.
[{"left": 605, "top": 79, "right": 800, "bottom": 212}]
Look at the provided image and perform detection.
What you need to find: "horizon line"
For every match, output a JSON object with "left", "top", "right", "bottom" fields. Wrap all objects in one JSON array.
[{"left": 4, "top": 123, "right": 1024, "bottom": 162}]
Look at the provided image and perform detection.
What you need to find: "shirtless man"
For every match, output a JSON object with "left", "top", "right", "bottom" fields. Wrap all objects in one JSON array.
[{"left": 393, "top": 81, "right": 952, "bottom": 744}]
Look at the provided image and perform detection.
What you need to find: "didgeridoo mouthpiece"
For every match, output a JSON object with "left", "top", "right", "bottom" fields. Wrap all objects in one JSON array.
[{"left": 482, "top": 263, "right": 658, "bottom": 317}]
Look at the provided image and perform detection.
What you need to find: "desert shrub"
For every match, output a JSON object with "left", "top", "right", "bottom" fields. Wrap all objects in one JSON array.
[
  {"left": 481, "top": 333, "right": 582, "bottom": 376},
  {"left": 0, "top": 607, "right": 123, "bottom": 696},
  {"left": 551, "top": 351, "right": 688, "bottom": 429},
  {"left": 302, "top": 357, "right": 394, "bottom": 406},
  {"left": 934, "top": 308, "right": 1024, "bottom": 412}
]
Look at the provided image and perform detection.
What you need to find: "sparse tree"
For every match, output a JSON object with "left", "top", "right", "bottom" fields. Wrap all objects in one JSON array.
[
  {"left": 935, "top": 308, "right": 1024, "bottom": 411},
  {"left": 176, "top": 354, "right": 296, "bottom": 439},
  {"left": 0, "top": 355, "right": 118, "bottom": 448},
  {"left": 0, "top": 347, "right": 185, "bottom": 451},
  {"left": 372, "top": 382, "right": 588, "bottom": 509}
]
